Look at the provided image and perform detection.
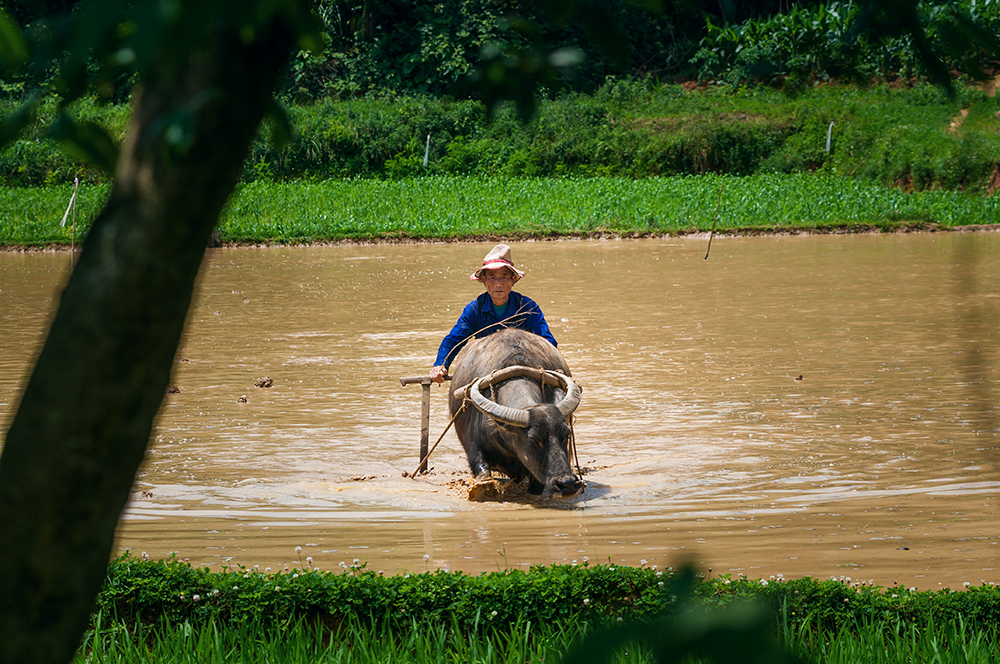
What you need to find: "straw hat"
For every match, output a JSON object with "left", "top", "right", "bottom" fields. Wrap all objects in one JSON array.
[{"left": 469, "top": 243, "right": 526, "bottom": 282}]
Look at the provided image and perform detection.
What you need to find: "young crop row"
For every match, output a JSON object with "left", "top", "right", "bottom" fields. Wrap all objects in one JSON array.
[
  {"left": 223, "top": 175, "right": 1000, "bottom": 242},
  {"left": 3, "top": 174, "right": 997, "bottom": 247}
]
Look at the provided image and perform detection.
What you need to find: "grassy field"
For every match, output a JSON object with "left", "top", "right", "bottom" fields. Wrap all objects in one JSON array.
[{"left": 2, "top": 173, "right": 997, "bottom": 248}]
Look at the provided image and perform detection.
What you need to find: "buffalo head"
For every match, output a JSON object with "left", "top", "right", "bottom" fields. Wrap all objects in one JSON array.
[{"left": 468, "top": 370, "right": 584, "bottom": 498}]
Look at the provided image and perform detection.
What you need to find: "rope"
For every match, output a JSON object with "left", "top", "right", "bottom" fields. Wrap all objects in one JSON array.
[
  {"left": 409, "top": 400, "right": 467, "bottom": 478},
  {"left": 489, "top": 368, "right": 499, "bottom": 402},
  {"left": 440, "top": 303, "right": 536, "bottom": 368},
  {"left": 569, "top": 416, "right": 581, "bottom": 476}
]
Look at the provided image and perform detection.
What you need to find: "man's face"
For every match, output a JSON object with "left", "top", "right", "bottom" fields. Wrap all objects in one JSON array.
[{"left": 481, "top": 268, "right": 514, "bottom": 307}]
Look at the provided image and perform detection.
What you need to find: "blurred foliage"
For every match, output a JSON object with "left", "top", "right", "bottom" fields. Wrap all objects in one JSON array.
[
  {"left": 1, "top": 0, "right": 998, "bottom": 185},
  {"left": 0, "top": 0, "right": 322, "bottom": 174},
  {"left": 6, "top": 0, "right": 999, "bottom": 110}
]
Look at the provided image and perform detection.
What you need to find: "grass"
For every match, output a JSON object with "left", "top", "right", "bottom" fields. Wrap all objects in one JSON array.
[
  {"left": 2, "top": 174, "right": 996, "bottom": 247},
  {"left": 783, "top": 615, "right": 1000, "bottom": 664},
  {"left": 74, "top": 610, "right": 1000, "bottom": 664},
  {"left": 0, "top": 182, "right": 109, "bottom": 246},
  {"left": 76, "top": 614, "right": 610, "bottom": 664}
]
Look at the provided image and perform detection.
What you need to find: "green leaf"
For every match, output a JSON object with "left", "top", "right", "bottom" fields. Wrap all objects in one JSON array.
[
  {"left": 578, "top": 2, "right": 629, "bottom": 70},
  {"left": 265, "top": 99, "right": 293, "bottom": 153},
  {"left": 539, "top": 0, "right": 580, "bottom": 27},
  {"left": 0, "top": 8, "right": 27, "bottom": 71},
  {"left": 50, "top": 114, "right": 120, "bottom": 175},
  {"left": 0, "top": 96, "right": 38, "bottom": 151}
]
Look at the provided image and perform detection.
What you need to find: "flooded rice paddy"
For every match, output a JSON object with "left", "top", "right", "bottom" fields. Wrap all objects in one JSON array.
[{"left": 2, "top": 233, "right": 999, "bottom": 590}]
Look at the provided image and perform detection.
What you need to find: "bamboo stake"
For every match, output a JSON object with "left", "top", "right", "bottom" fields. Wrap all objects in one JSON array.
[
  {"left": 703, "top": 182, "right": 725, "bottom": 261},
  {"left": 71, "top": 177, "right": 79, "bottom": 268}
]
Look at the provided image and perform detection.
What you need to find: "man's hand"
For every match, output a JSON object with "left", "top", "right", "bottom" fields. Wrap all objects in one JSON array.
[{"left": 429, "top": 365, "right": 447, "bottom": 384}]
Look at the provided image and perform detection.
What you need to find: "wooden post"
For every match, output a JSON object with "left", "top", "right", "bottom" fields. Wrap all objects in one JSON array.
[
  {"left": 399, "top": 374, "right": 450, "bottom": 474},
  {"left": 418, "top": 381, "right": 430, "bottom": 473}
]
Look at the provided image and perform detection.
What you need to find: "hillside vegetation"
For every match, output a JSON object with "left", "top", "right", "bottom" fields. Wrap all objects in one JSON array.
[{"left": 3, "top": 80, "right": 999, "bottom": 193}]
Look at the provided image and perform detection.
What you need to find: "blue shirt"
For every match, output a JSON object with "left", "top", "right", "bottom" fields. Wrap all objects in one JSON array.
[{"left": 434, "top": 291, "right": 557, "bottom": 369}]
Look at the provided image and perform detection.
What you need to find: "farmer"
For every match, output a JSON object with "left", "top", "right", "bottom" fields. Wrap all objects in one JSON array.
[{"left": 429, "top": 244, "right": 557, "bottom": 383}]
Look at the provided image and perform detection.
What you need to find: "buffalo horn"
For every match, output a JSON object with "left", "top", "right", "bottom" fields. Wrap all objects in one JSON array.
[
  {"left": 468, "top": 376, "right": 531, "bottom": 427},
  {"left": 546, "top": 371, "right": 582, "bottom": 419}
]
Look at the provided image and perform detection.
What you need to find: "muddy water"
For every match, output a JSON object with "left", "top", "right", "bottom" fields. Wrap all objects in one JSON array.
[{"left": 2, "top": 234, "right": 999, "bottom": 590}]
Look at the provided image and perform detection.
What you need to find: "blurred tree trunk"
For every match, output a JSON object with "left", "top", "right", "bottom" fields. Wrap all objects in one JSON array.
[{"left": 0, "top": 16, "right": 295, "bottom": 664}]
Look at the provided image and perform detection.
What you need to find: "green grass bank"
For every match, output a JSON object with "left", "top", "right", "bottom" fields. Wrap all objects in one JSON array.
[
  {"left": 4, "top": 174, "right": 997, "bottom": 248},
  {"left": 74, "top": 555, "right": 1000, "bottom": 663}
]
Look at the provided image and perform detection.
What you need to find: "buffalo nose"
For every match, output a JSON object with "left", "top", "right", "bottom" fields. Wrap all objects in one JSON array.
[{"left": 554, "top": 478, "right": 584, "bottom": 497}]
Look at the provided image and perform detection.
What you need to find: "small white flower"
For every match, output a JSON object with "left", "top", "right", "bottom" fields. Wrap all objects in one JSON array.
[
  {"left": 910, "top": 587, "right": 916, "bottom": 592},
  {"left": 213, "top": 589, "right": 219, "bottom": 596},
  {"left": 583, "top": 599, "right": 590, "bottom": 606},
  {"left": 724, "top": 578, "right": 731, "bottom": 585},
  {"left": 306, "top": 557, "right": 313, "bottom": 565},
  {"left": 656, "top": 571, "right": 663, "bottom": 577},
  {"left": 233, "top": 586, "right": 239, "bottom": 591},
  {"left": 295, "top": 546, "right": 302, "bottom": 553},
  {"left": 640, "top": 559, "right": 648, "bottom": 566},
  {"left": 275, "top": 586, "right": 281, "bottom": 592},
  {"left": 265, "top": 567, "right": 271, "bottom": 573},
  {"left": 658, "top": 581, "right": 664, "bottom": 587},
  {"left": 293, "top": 573, "right": 299, "bottom": 579},
  {"left": 572, "top": 560, "right": 578, "bottom": 565},
  {"left": 423, "top": 554, "right": 430, "bottom": 562},
  {"left": 192, "top": 594, "right": 200, "bottom": 601},
  {"left": 964, "top": 582, "right": 971, "bottom": 588},
  {"left": 616, "top": 617, "right": 623, "bottom": 623},
  {"left": 491, "top": 610, "right": 497, "bottom": 617},
  {"left": 760, "top": 580, "right": 768, "bottom": 587},
  {"left": 353, "top": 558, "right": 360, "bottom": 565}
]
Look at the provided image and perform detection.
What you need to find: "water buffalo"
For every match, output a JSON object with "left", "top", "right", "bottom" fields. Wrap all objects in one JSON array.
[{"left": 448, "top": 328, "right": 584, "bottom": 499}]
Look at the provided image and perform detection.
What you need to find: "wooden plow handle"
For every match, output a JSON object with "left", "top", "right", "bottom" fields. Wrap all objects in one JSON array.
[{"left": 399, "top": 374, "right": 450, "bottom": 474}]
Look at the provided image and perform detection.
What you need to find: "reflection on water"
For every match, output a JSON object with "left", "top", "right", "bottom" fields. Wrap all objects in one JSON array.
[{"left": 1, "top": 233, "right": 999, "bottom": 588}]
